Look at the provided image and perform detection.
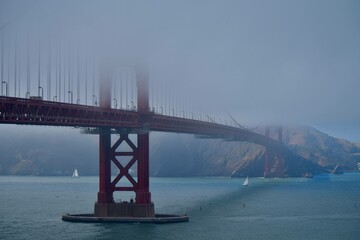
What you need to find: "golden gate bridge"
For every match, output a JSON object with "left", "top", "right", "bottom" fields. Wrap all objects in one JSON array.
[{"left": 0, "top": 21, "right": 287, "bottom": 223}]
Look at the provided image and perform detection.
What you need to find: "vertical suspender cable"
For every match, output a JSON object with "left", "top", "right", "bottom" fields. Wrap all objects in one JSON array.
[
  {"left": 168, "top": 89, "right": 171, "bottom": 116},
  {"left": 63, "top": 46, "right": 65, "bottom": 101},
  {"left": 77, "top": 48, "right": 80, "bottom": 104},
  {"left": 113, "top": 71, "right": 116, "bottom": 108},
  {"left": 7, "top": 37, "right": 10, "bottom": 97},
  {"left": 164, "top": 85, "right": 167, "bottom": 115},
  {"left": 156, "top": 80, "right": 158, "bottom": 113},
  {"left": 59, "top": 45, "right": 61, "bottom": 102},
  {"left": 14, "top": 32, "right": 17, "bottom": 97},
  {"left": 17, "top": 37, "right": 20, "bottom": 97},
  {"left": 151, "top": 79, "right": 154, "bottom": 111},
  {"left": 47, "top": 39, "right": 51, "bottom": 101},
  {"left": 131, "top": 70, "right": 134, "bottom": 109},
  {"left": 55, "top": 45, "right": 58, "bottom": 101},
  {"left": 26, "top": 38, "right": 30, "bottom": 98},
  {"left": 1, "top": 30, "right": 3, "bottom": 96},
  {"left": 125, "top": 69, "right": 128, "bottom": 109},
  {"left": 85, "top": 55, "right": 88, "bottom": 105},
  {"left": 120, "top": 69, "right": 122, "bottom": 108},
  {"left": 93, "top": 57, "right": 97, "bottom": 106},
  {"left": 68, "top": 48, "right": 71, "bottom": 103},
  {"left": 38, "top": 40, "right": 41, "bottom": 97}
]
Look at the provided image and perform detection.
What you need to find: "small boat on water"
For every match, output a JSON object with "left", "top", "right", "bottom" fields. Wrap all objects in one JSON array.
[
  {"left": 333, "top": 164, "right": 344, "bottom": 174},
  {"left": 72, "top": 169, "right": 79, "bottom": 178},
  {"left": 243, "top": 177, "right": 249, "bottom": 186},
  {"left": 304, "top": 172, "right": 313, "bottom": 178}
]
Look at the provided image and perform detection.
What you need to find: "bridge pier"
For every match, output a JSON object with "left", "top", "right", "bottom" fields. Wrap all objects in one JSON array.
[
  {"left": 62, "top": 64, "right": 187, "bottom": 223},
  {"left": 94, "top": 130, "right": 155, "bottom": 218}
]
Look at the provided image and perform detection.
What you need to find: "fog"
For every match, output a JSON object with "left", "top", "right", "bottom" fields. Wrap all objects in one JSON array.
[{"left": 1, "top": 0, "right": 359, "bottom": 141}]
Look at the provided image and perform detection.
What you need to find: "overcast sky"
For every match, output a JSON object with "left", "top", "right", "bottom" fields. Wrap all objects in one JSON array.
[{"left": 1, "top": 0, "right": 359, "bottom": 141}]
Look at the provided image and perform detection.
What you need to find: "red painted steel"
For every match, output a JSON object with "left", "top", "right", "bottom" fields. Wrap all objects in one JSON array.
[
  {"left": 136, "top": 65, "right": 149, "bottom": 113},
  {"left": 264, "top": 127, "right": 270, "bottom": 177},
  {"left": 0, "top": 96, "right": 285, "bottom": 151},
  {"left": 135, "top": 65, "right": 151, "bottom": 203},
  {"left": 95, "top": 65, "right": 153, "bottom": 203},
  {"left": 136, "top": 133, "right": 151, "bottom": 204},
  {"left": 98, "top": 71, "right": 114, "bottom": 203},
  {"left": 263, "top": 126, "right": 284, "bottom": 178},
  {"left": 0, "top": 96, "right": 286, "bottom": 154},
  {"left": 98, "top": 127, "right": 113, "bottom": 203},
  {"left": 0, "top": 96, "right": 139, "bottom": 128},
  {"left": 0, "top": 67, "right": 291, "bottom": 216},
  {"left": 276, "top": 127, "right": 284, "bottom": 177},
  {"left": 109, "top": 133, "right": 139, "bottom": 196}
]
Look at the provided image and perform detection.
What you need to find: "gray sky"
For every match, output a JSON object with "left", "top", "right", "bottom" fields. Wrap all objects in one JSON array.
[{"left": 1, "top": 0, "right": 360, "bottom": 141}]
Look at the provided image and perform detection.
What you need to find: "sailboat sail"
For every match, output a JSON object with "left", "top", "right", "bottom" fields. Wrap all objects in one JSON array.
[
  {"left": 243, "top": 177, "right": 248, "bottom": 186},
  {"left": 72, "top": 169, "right": 79, "bottom": 177}
]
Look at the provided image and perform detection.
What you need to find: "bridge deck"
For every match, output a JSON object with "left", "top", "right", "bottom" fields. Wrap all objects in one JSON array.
[{"left": 0, "top": 96, "right": 284, "bottom": 150}]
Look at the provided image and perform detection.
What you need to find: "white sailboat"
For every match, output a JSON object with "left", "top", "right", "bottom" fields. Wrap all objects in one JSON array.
[
  {"left": 243, "top": 177, "right": 249, "bottom": 186},
  {"left": 72, "top": 169, "right": 79, "bottom": 178}
]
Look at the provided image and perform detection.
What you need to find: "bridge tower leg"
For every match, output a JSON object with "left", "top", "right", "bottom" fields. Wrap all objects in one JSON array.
[
  {"left": 275, "top": 126, "right": 284, "bottom": 177},
  {"left": 94, "top": 69, "right": 115, "bottom": 216},
  {"left": 97, "top": 127, "right": 113, "bottom": 204},
  {"left": 264, "top": 127, "right": 270, "bottom": 177},
  {"left": 135, "top": 65, "right": 151, "bottom": 205},
  {"left": 97, "top": 70, "right": 113, "bottom": 204},
  {"left": 264, "top": 126, "right": 285, "bottom": 178}
]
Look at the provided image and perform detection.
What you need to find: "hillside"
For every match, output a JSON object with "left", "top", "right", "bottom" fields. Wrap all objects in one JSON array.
[
  {"left": 0, "top": 125, "right": 359, "bottom": 177},
  {"left": 282, "top": 126, "right": 360, "bottom": 170},
  {"left": 0, "top": 126, "right": 99, "bottom": 176},
  {"left": 150, "top": 133, "right": 322, "bottom": 177}
]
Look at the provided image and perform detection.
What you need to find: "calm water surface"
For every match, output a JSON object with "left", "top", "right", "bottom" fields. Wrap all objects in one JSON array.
[{"left": 0, "top": 173, "right": 359, "bottom": 239}]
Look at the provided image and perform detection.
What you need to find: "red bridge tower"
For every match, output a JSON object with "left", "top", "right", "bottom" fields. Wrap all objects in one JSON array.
[
  {"left": 94, "top": 66, "right": 154, "bottom": 218},
  {"left": 264, "top": 126, "right": 284, "bottom": 178}
]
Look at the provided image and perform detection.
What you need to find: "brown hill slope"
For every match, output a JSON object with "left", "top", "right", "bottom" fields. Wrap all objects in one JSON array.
[
  {"left": 0, "top": 126, "right": 358, "bottom": 176},
  {"left": 282, "top": 126, "right": 360, "bottom": 170},
  {"left": 149, "top": 132, "right": 322, "bottom": 177},
  {"left": 150, "top": 126, "right": 360, "bottom": 177}
]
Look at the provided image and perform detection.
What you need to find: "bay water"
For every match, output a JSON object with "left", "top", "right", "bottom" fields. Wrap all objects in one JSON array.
[{"left": 0, "top": 173, "right": 359, "bottom": 239}]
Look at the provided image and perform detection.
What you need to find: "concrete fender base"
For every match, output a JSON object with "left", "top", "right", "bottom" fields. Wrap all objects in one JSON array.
[
  {"left": 62, "top": 213, "right": 189, "bottom": 224},
  {"left": 94, "top": 202, "right": 155, "bottom": 218}
]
